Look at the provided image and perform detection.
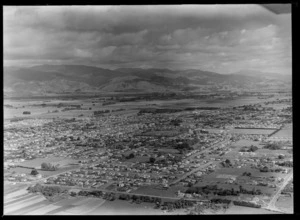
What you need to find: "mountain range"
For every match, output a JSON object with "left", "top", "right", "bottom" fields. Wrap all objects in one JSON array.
[{"left": 3, "top": 65, "right": 291, "bottom": 96}]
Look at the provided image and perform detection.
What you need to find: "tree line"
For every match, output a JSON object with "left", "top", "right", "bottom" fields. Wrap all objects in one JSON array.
[{"left": 185, "top": 184, "right": 262, "bottom": 196}]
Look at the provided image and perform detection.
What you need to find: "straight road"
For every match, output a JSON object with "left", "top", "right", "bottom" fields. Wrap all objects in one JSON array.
[
  {"left": 170, "top": 162, "right": 214, "bottom": 185},
  {"left": 183, "top": 139, "right": 229, "bottom": 162},
  {"left": 265, "top": 172, "right": 293, "bottom": 211}
]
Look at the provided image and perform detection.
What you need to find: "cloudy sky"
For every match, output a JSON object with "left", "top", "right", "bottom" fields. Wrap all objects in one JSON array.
[{"left": 4, "top": 5, "right": 291, "bottom": 74}]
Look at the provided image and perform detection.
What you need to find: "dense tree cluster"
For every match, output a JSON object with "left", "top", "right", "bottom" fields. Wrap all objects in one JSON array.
[
  {"left": 184, "top": 107, "right": 220, "bottom": 111},
  {"left": 259, "top": 166, "right": 285, "bottom": 172},
  {"left": 94, "top": 110, "right": 110, "bottom": 115},
  {"left": 276, "top": 161, "right": 293, "bottom": 167},
  {"left": 78, "top": 190, "right": 116, "bottom": 201},
  {"left": 77, "top": 190, "right": 162, "bottom": 204},
  {"left": 174, "top": 142, "right": 193, "bottom": 151},
  {"left": 138, "top": 108, "right": 181, "bottom": 114},
  {"left": 70, "top": 191, "right": 77, "bottom": 197},
  {"left": 221, "top": 159, "right": 232, "bottom": 168},
  {"left": 124, "top": 153, "right": 135, "bottom": 159},
  {"left": 170, "top": 119, "right": 182, "bottom": 126},
  {"left": 211, "top": 198, "right": 231, "bottom": 204},
  {"left": 159, "top": 199, "right": 196, "bottom": 211},
  {"left": 112, "top": 108, "right": 125, "bottom": 112},
  {"left": 149, "top": 157, "right": 156, "bottom": 163},
  {"left": 240, "top": 145, "right": 258, "bottom": 152},
  {"left": 185, "top": 185, "right": 262, "bottom": 196},
  {"left": 259, "top": 166, "right": 269, "bottom": 172},
  {"left": 264, "top": 143, "right": 282, "bottom": 150},
  {"left": 233, "top": 200, "right": 261, "bottom": 208},
  {"left": 242, "top": 172, "right": 252, "bottom": 177},
  {"left": 41, "top": 162, "right": 60, "bottom": 171},
  {"left": 27, "top": 183, "right": 67, "bottom": 197}
]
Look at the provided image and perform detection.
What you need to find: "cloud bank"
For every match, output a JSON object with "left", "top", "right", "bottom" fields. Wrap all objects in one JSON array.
[{"left": 4, "top": 5, "right": 291, "bottom": 74}]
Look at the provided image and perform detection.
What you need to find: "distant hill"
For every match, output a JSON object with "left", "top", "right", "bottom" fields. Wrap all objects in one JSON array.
[{"left": 3, "top": 65, "right": 291, "bottom": 96}]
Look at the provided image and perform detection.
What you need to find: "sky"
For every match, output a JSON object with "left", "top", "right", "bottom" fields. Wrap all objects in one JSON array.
[{"left": 3, "top": 5, "right": 292, "bottom": 74}]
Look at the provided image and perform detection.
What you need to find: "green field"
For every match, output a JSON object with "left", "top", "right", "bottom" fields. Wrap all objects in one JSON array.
[
  {"left": 275, "top": 194, "right": 293, "bottom": 213},
  {"left": 131, "top": 185, "right": 187, "bottom": 198},
  {"left": 224, "top": 205, "right": 280, "bottom": 214},
  {"left": 271, "top": 128, "right": 292, "bottom": 138},
  {"left": 15, "top": 156, "right": 78, "bottom": 168},
  {"left": 229, "top": 129, "right": 275, "bottom": 135}
]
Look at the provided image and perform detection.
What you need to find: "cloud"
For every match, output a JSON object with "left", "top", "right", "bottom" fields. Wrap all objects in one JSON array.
[{"left": 3, "top": 5, "right": 291, "bottom": 74}]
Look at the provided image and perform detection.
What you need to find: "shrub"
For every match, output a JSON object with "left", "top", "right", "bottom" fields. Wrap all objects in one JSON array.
[
  {"left": 264, "top": 143, "right": 282, "bottom": 150},
  {"left": 30, "top": 168, "right": 39, "bottom": 176}
]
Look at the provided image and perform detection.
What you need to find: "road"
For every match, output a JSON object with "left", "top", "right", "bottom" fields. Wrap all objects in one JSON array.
[
  {"left": 183, "top": 139, "right": 229, "bottom": 162},
  {"left": 170, "top": 162, "right": 214, "bottom": 185},
  {"left": 264, "top": 171, "right": 293, "bottom": 213}
]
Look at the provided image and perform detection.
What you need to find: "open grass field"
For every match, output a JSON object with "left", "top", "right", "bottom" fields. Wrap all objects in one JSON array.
[
  {"left": 4, "top": 97, "right": 141, "bottom": 120},
  {"left": 4, "top": 181, "right": 30, "bottom": 196},
  {"left": 36, "top": 165, "right": 80, "bottom": 177},
  {"left": 255, "top": 148, "right": 291, "bottom": 156},
  {"left": 224, "top": 205, "right": 280, "bottom": 214},
  {"left": 275, "top": 194, "right": 293, "bottom": 213},
  {"left": 212, "top": 167, "right": 288, "bottom": 179},
  {"left": 4, "top": 187, "right": 110, "bottom": 215},
  {"left": 15, "top": 156, "right": 78, "bottom": 168},
  {"left": 131, "top": 185, "right": 187, "bottom": 198},
  {"left": 229, "top": 129, "right": 275, "bottom": 135},
  {"left": 232, "top": 140, "right": 263, "bottom": 148},
  {"left": 84, "top": 199, "right": 169, "bottom": 215},
  {"left": 205, "top": 128, "right": 225, "bottom": 133},
  {"left": 271, "top": 128, "right": 292, "bottom": 139},
  {"left": 5, "top": 195, "right": 174, "bottom": 215},
  {"left": 9, "top": 163, "right": 80, "bottom": 177}
]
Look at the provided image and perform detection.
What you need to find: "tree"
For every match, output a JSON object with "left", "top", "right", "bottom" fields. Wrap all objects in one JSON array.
[
  {"left": 249, "top": 145, "right": 258, "bottom": 152},
  {"left": 231, "top": 188, "right": 234, "bottom": 195},
  {"left": 126, "top": 153, "right": 135, "bottom": 159},
  {"left": 31, "top": 168, "right": 39, "bottom": 176},
  {"left": 41, "top": 162, "right": 49, "bottom": 170},
  {"left": 131, "top": 195, "right": 138, "bottom": 201},
  {"left": 187, "top": 182, "right": 193, "bottom": 187},
  {"left": 149, "top": 157, "right": 156, "bottom": 163},
  {"left": 54, "top": 164, "right": 60, "bottom": 170},
  {"left": 224, "top": 159, "right": 231, "bottom": 167},
  {"left": 260, "top": 166, "right": 269, "bottom": 172},
  {"left": 70, "top": 191, "right": 77, "bottom": 197}
]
